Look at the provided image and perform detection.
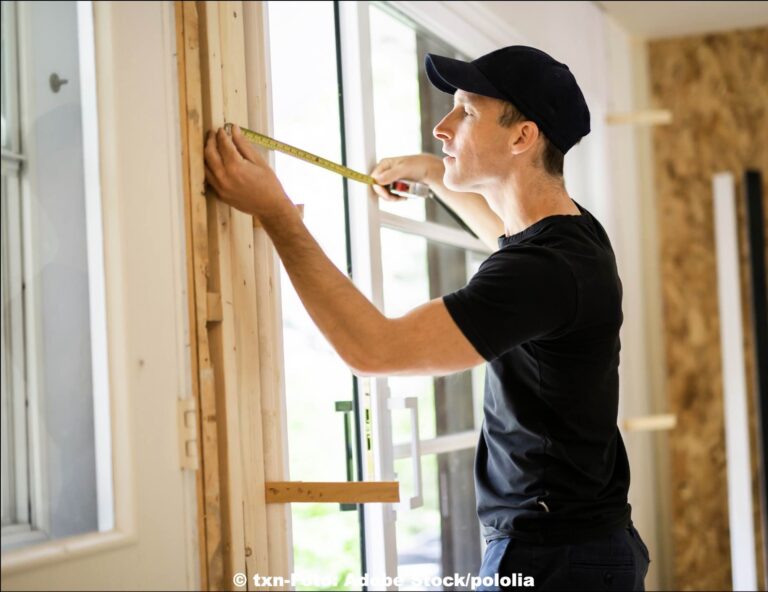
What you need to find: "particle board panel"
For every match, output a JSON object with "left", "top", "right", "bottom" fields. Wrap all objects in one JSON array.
[{"left": 648, "top": 26, "right": 768, "bottom": 591}]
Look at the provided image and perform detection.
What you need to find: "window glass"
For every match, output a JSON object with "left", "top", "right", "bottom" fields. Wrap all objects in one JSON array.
[
  {"left": 267, "top": 2, "right": 361, "bottom": 588},
  {"left": 369, "top": 5, "right": 425, "bottom": 221},
  {"left": 395, "top": 451, "right": 480, "bottom": 588},
  {"left": 369, "top": 3, "right": 474, "bottom": 236},
  {"left": 380, "top": 227, "right": 485, "bottom": 587},
  {"left": 1, "top": 0, "right": 113, "bottom": 551}
]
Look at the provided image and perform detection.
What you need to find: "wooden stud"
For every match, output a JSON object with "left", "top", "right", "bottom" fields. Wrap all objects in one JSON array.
[
  {"left": 198, "top": 1, "right": 272, "bottom": 586},
  {"left": 622, "top": 413, "right": 677, "bottom": 432},
  {"left": 265, "top": 481, "right": 400, "bottom": 504},
  {"left": 606, "top": 109, "right": 672, "bottom": 126},
  {"left": 242, "top": 3, "right": 293, "bottom": 585},
  {"left": 181, "top": 4, "right": 409, "bottom": 589},
  {"left": 175, "top": 3, "right": 217, "bottom": 589},
  {"left": 206, "top": 292, "right": 222, "bottom": 323}
]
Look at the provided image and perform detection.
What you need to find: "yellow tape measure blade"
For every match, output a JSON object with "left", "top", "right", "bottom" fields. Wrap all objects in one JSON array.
[{"left": 225, "top": 123, "right": 376, "bottom": 186}]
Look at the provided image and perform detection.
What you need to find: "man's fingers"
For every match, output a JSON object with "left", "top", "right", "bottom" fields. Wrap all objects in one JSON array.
[
  {"left": 204, "top": 130, "right": 224, "bottom": 175},
  {"left": 231, "top": 124, "right": 262, "bottom": 164},
  {"left": 204, "top": 163, "right": 220, "bottom": 193},
  {"left": 371, "top": 159, "right": 406, "bottom": 200},
  {"left": 372, "top": 184, "right": 405, "bottom": 201},
  {"left": 372, "top": 159, "right": 411, "bottom": 187},
  {"left": 217, "top": 127, "right": 242, "bottom": 164},
  {"left": 371, "top": 159, "right": 397, "bottom": 185}
]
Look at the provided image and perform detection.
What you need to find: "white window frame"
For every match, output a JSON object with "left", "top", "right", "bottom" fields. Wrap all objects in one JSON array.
[
  {"left": 1, "top": 0, "right": 35, "bottom": 542},
  {"left": 1, "top": 0, "right": 114, "bottom": 552}
]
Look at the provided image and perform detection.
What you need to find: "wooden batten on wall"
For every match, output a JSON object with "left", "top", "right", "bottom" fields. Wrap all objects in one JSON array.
[
  {"left": 176, "top": 1, "right": 273, "bottom": 588},
  {"left": 175, "top": 3, "right": 399, "bottom": 590}
]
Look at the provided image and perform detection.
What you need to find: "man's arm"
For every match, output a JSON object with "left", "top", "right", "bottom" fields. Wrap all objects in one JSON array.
[
  {"left": 203, "top": 126, "right": 485, "bottom": 377},
  {"left": 261, "top": 202, "right": 485, "bottom": 377}
]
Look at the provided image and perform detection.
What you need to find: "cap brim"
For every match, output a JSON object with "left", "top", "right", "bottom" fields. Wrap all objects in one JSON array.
[{"left": 425, "top": 54, "right": 505, "bottom": 99}]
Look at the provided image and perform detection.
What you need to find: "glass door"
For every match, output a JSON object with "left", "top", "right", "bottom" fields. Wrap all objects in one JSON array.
[
  {"left": 266, "top": 2, "right": 366, "bottom": 589},
  {"left": 361, "top": 4, "right": 494, "bottom": 589}
]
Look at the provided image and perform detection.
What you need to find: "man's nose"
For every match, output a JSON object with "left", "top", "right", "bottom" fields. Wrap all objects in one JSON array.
[{"left": 433, "top": 113, "right": 452, "bottom": 142}]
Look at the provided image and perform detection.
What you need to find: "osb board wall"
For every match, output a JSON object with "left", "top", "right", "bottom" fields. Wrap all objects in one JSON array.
[{"left": 648, "top": 26, "right": 768, "bottom": 591}]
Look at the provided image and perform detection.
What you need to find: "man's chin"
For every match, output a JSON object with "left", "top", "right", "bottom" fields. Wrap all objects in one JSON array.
[{"left": 443, "top": 173, "right": 468, "bottom": 193}]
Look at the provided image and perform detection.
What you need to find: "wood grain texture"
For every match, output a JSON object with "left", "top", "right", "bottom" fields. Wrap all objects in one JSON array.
[
  {"left": 241, "top": 2, "right": 294, "bottom": 586},
  {"left": 176, "top": 3, "right": 220, "bottom": 588},
  {"left": 265, "top": 482, "right": 400, "bottom": 504},
  {"left": 648, "top": 26, "right": 768, "bottom": 591},
  {"left": 197, "top": 1, "right": 276, "bottom": 587}
]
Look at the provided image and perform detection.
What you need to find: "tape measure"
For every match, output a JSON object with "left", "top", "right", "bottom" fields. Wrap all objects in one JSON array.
[{"left": 224, "top": 123, "right": 429, "bottom": 199}]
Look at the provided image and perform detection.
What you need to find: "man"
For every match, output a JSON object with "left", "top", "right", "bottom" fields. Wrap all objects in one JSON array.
[{"left": 204, "top": 45, "right": 650, "bottom": 591}]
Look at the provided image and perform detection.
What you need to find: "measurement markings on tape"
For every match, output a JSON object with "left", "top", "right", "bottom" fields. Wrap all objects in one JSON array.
[
  {"left": 223, "top": 122, "right": 428, "bottom": 199},
  {"left": 224, "top": 123, "right": 375, "bottom": 185}
]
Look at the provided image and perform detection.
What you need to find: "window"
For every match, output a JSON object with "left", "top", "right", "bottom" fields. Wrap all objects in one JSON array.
[
  {"left": 264, "top": 1, "right": 493, "bottom": 587},
  {"left": 267, "top": 2, "right": 362, "bottom": 588},
  {"left": 370, "top": 4, "right": 488, "bottom": 582},
  {"left": 1, "top": 0, "right": 113, "bottom": 552}
]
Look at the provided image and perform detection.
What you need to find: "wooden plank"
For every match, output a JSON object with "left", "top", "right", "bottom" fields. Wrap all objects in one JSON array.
[
  {"left": 206, "top": 292, "right": 222, "bottom": 323},
  {"left": 622, "top": 413, "right": 677, "bottom": 432},
  {"left": 265, "top": 482, "right": 401, "bottom": 504},
  {"left": 198, "top": 1, "right": 275, "bottom": 586},
  {"left": 198, "top": 1, "right": 247, "bottom": 587},
  {"left": 241, "top": 3, "right": 293, "bottom": 587},
  {"left": 606, "top": 109, "right": 672, "bottom": 126},
  {"left": 182, "top": 2, "right": 226, "bottom": 589},
  {"left": 175, "top": 3, "right": 216, "bottom": 589},
  {"left": 216, "top": 1, "right": 272, "bottom": 585}
]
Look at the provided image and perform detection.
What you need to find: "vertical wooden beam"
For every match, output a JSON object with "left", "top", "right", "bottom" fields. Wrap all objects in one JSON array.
[
  {"left": 180, "top": 2, "right": 292, "bottom": 588},
  {"left": 173, "top": 5, "right": 210, "bottom": 589},
  {"left": 242, "top": 3, "right": 294, "bottom": 585},
  {"left": 177, "top": 1, "right": 227, "bottom": 588},
  {"left": 197, "top": 1, "right": 271, "bottom": 588}
]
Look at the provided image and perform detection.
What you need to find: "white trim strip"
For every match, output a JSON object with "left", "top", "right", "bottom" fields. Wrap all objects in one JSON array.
[
  {"left": 379, "top": 211, "right": 491, "bottom": 254},
  {"left": 77, "top": 0, "right": 114, "bottom": 535},
  {"left": 713, "top": 171, "right": 758, "bottom": 592},
  {"left": 393, "top": 429, "right": 478, "bottom": 460}
]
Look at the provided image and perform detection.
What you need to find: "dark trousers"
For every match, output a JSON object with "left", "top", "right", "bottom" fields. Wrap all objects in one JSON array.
[{"left": 476, "top": 522, "right": 650, "bottom": 591}]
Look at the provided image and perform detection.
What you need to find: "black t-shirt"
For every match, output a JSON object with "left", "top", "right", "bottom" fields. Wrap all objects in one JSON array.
[{"left": 443, "top": 200, "right": 631, "bottom": 545}]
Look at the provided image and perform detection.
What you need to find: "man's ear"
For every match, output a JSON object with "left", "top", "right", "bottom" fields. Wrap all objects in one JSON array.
[{"left": 509, "top": 121, "right": 540, "bottom": 156}]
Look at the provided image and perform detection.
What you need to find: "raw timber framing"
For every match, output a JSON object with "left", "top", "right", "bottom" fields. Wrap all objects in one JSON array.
[{"left": 175, "top": 3, "right": 398, "bottom": 590}]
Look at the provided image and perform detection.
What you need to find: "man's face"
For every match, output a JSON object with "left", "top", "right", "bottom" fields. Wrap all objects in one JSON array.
[{"left": 432, "top": 90, "right": 517, "bottom": 192}]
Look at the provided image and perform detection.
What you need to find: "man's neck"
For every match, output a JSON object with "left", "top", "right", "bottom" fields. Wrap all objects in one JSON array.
[{"left": 486, "top": 171, "right": 579, "bottom": 237}]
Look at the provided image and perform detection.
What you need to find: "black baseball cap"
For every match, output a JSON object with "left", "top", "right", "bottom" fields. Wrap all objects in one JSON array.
[{"left": 425, "top": 46, "right": 590, "bottom": 154}]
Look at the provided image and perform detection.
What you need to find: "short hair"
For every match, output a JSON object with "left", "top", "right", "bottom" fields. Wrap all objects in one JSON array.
[{"left": 497, "top": 100, "right": 564, "bottom": 178}]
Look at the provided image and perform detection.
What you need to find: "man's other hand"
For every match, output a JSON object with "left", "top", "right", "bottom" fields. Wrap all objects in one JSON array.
[{"left": 370, "top": 153, "right": 443, "bottom": 201}]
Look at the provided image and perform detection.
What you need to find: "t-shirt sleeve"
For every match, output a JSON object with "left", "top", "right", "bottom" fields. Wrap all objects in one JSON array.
[{"left": 442, "top": 247, "right": 577, "bottom": 361}]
